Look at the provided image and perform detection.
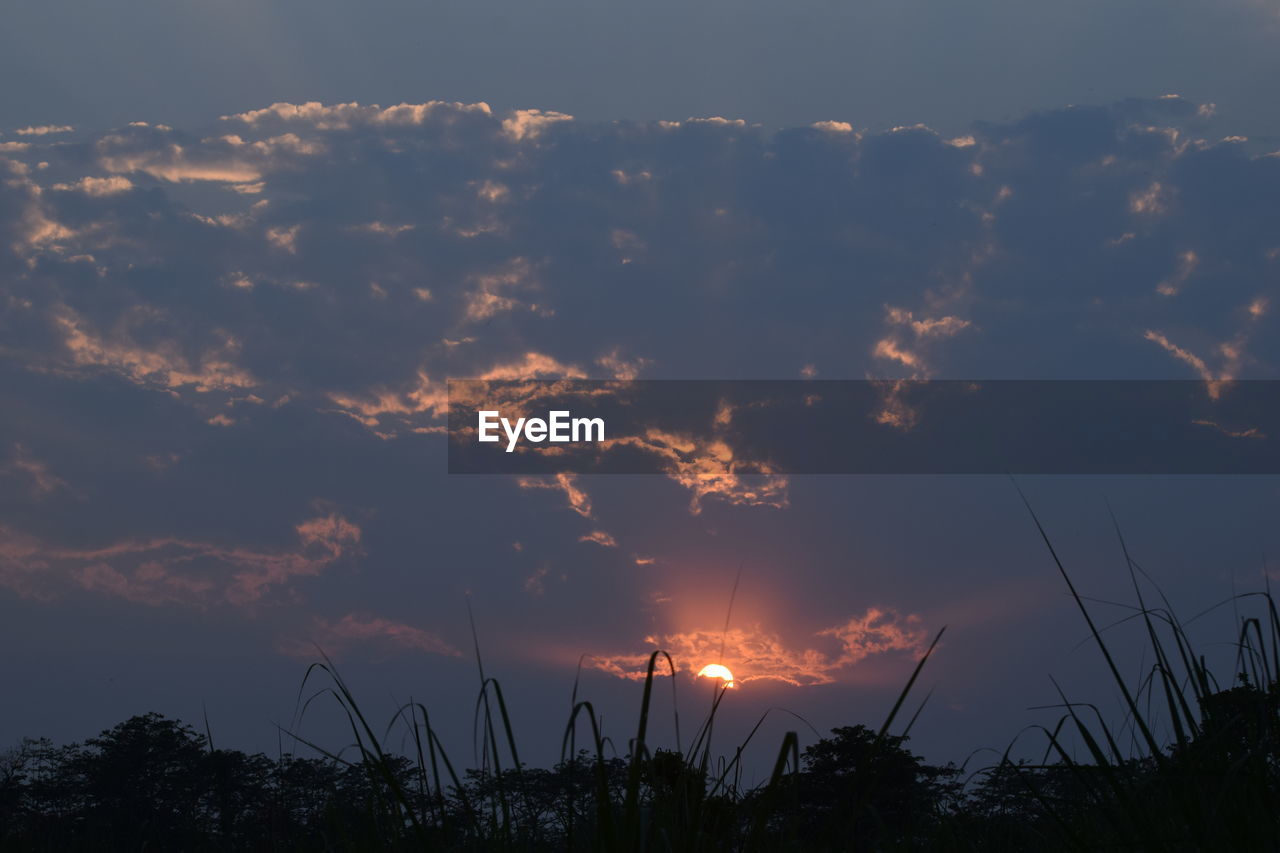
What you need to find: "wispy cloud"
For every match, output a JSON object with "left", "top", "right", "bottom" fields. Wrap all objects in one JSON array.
[
  {"left": 517, "top": 473, "right": 593, "bottom": 518},
  {"left": 280, "top": 612, "right": 461, "bottom": 658},
  {"left": 0, "top": 514, "right": 360, "bottom": 607}
]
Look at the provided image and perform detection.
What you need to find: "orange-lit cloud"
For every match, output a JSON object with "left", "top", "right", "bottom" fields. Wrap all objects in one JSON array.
[
  {"left": 502, "top": 109, "right": 574, "bottom": 142},
  {"left": 516, "top": 472, "right": 593, "bottom": 518},
  {"left": 811, "top": 120, "right": 855, "bottom": 134},
  {"left": 326, "top": 370, "right": 448, "bottom": 436},
  {"left": 587, "top": 607, "right": 926, "bottom": 687},
  {"left": 54, "top": 308, "right": 257, "bottom": 393},
  {"left": 464, "top": 258, "right": 546, "bottom": 321},
  {"left": 265, "top": 224, "right": 300, "bottom": 253},
  {"left": 578, "top": 530, "right": 618, "bottom": 547},
  {"left": 606, "top": 429, "right": 789, "bottom": 515},
  {"left": 222, "top": 100, "right": 493, "bottom": 131},
  {"left": 2, "top": 169, "right": 74, "bottom": 254},
  {"left": 0, "top": 514, "right": 360, "bottom": 607},
  {"left": 524, "top": 565, "right": 549, "bottom": 596},
  {"left": 329, "top": 353, "right": 593, "bottom": 440},
  {"left": 873, "top": 306, "right": 972, "bottom": 380},
  {"left": 1155, "top": 250, "right": 1198, "bottom": 296},
  {"left": 1191, "top": 419, "right": 1266, "bottom": 440},
  {"left": 15, "top": 125, "right": 74, "bottom": 136},
  {"left": 871, "top": 379, "right": 923, "bottom": 431},
  {"left": 596, "top": 349, "right": 651, "bottom": 380},
  {"left": 478, "top": 353, "right": 586, "bottom": 382},
  {"left": 51, "top": 175, "right": 134, "bottom": 196},
  {"left": 1145, "top": 330, "right": 1212, "bottom": 380},
  {"left": 1143, "top": 302, "right": 1263, "bottom": 398},
  {"left": 5, "top": 444, "right": 70, "bottom": 498},
  {"left": 96, "top": 130, "right": 321, "bottom": 184},
  {"left": 1129, "top": 181, "right": 1170, "bottom": 215},
  {"left": 885, "top": 307, "right": 971, "bottom": 340}
]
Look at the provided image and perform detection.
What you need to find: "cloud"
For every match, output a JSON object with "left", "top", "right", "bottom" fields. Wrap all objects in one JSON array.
[
  {"left": 587, "top": 607, "right": 927, "bottom": 687},
  {"left": 91, "top": 126, "right": 324, "bottom": 184},
  {"left": 1144, "top": 330, "right": 1213, "bottom": 381},
  {"left": 885, "top": 307, "right": 971, "bottom": 340},
  {"left": 1191, "top": 419, "right": 1266, "bottom": 440},
  {"left": 596, "top": 349, "right": 651, "bottom": 380},
  {"left": 4, "top": 444, "right": 71, "bottom": 498},
  {"left": 51, "top": 176, "right": 134, "bottom": 197},
  {"left": 53, "top": 308, "right": 258, "bottom": 393},
  {"left": 15, "top": 125, "right": 74, "bottom": 137},
  {"left": 578, "top": 530, "right": 618, "bottom": 547},
  {"left": 478, "top": 354, "right": 586, "bottom": 382},
  {"left": 606, "top": 429, "right": 789, "bottom": 514},
  {"left": 502, "top": 109, "right": 573, "bottom": 142},
  {"left": 222, "top": 100, "right": 493, "bottom": 131},
  {"left": 2, "top": 94, "right": 1278, "bottom": 684},
  {"left": 1143, "top": 279, "right": 1266, "bottom": 397},
  {"left": 265, "top": 224, "right": 300, "bottom": 253},
  {"left": 516, "top": 473, "right": 593, "bottom": 518},
  {"left": 0, "top": 514, "right": 360, "bottom": 606},
  {"left": 325, "top": 352, "right": 590, "bottom": 439},
  {"left": 281, "top": 613, "right": 461, "bottom": 658},
  {"left": 464, "top": 258, "right": 543, "bottom": 321},
  {"left": 2, "top": 94, "right": 1269, "bottom": 438},
  {"left": 524, "top": 565, "right": 550, "bottom": 596},
  {"left": 811, "top": 121, "right": 855, "bottom": 134},
  {"left": 326, "top": 370, "right": 447, "bottom": 436}
]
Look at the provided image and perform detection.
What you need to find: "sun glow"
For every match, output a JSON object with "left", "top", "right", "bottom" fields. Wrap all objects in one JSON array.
[{"left": 697, "top": 663, "right": 736, "bottom": 687}]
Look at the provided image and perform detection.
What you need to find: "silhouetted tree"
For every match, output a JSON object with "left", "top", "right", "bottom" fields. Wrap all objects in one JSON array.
[
  {"left": 790, "top": 724, "right": 956, "bottom": 849},
  {"left": 75, "top": 713, "right": 211, "bottom": 847},
  {"left": 0, "top": 697, "right": 1276, "bottom": 851}
]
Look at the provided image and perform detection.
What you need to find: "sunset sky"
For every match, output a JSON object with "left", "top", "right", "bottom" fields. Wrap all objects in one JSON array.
[{"left": 3, "top": 0, "right": 1280, "bottom": 775}]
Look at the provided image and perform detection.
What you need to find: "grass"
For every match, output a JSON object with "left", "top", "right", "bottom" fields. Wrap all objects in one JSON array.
[
  {"left": 995, "top": 494, "right": 1280, "bottom": 851},
  {"left": 277, "top": 494, "right": 1279, "bottom": 850}
]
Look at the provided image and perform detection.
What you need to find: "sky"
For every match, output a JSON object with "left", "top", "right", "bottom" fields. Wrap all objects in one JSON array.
[
  {"left": 2, "top": 1, "right": 1280, "bottom": 774},
  {"left": 4, "top": 0, "right": 1280, "bottom": 140}
]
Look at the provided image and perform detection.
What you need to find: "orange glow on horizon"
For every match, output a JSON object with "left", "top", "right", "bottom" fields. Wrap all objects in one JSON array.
[{"left": 697, "top": 663, "right": 736, "bottom": 687}]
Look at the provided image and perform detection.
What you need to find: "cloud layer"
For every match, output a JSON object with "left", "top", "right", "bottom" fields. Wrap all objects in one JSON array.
[{"left": 2, "top": 95, "right": 1278, "bottom": 677}]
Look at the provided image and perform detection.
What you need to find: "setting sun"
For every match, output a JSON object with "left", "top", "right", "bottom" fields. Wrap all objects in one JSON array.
[{"left": 696, "top": 663, "right": 736, "bottom": 687}]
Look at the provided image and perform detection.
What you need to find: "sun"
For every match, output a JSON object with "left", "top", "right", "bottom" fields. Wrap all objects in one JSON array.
[{"left": 697, "top": 663, "right": 736, "bottom": 687}]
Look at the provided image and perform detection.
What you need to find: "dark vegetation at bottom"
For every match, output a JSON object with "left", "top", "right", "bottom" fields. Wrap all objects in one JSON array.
[{"left": 2, "top": 504, "right": 1279, "bottom": 851}]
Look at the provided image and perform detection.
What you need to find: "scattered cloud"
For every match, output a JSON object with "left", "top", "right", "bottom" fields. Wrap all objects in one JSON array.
[
  {"left": 1, "top": 94, "right": 1268, "bottom": 446},
  {"left": 524, "top": 565, "right": 549, "bottom": 596},
  {"left": 1, "top": 95, "right": 1276, "bottom": 691}
]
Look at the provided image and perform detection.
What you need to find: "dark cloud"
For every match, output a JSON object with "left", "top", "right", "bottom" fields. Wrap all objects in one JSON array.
[
  {"left": 5, "top": 96, "right": 1275, "bottom": 407},
  {"left": 2, "top": 97, "right": 1279, "bottom": 763}
]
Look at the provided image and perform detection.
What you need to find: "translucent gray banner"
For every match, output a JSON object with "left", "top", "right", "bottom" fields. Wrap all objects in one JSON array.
[{"left": 447, "top": 380, "right": 1280, "bottom": 474}]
